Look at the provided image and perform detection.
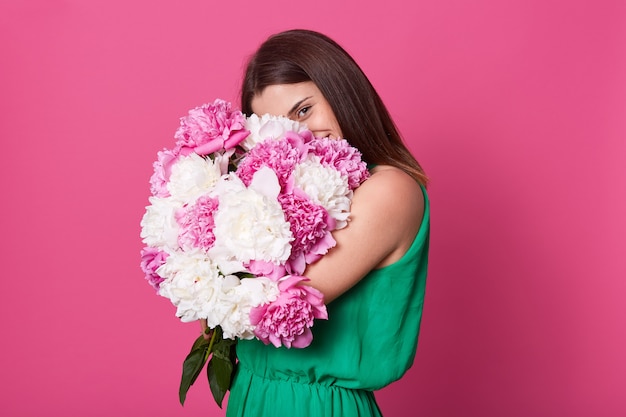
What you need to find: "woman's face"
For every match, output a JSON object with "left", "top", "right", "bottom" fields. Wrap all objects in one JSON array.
[{"left": 251, "top": 81, "right": 342, "bottom": 139}]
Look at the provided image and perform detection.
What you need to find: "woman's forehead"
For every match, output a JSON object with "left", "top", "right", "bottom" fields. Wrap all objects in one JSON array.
[{"left": 251, "top": 82, "right": 319, "bottom": 116}]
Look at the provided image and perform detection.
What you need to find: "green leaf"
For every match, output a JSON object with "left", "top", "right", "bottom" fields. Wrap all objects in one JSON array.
[
  {"left": 207, "top": 358, "right": 227, "bottom": 408},
  {"left": 178, "top": 334, "right": 210, "bottom": 406},
  {"left": 234, "top": 272, "right": 256, "bottom": 279},
  {"left": 191, "top": 332, "right": 210, "bottom": 351},
  {"left": 206, "top": 336, "right": 237, "bottom": 408}
]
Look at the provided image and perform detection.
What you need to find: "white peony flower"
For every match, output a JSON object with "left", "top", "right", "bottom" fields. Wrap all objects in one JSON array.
[
  {"left": 157, "top": 251, "right": 225, "bottom": 324},
  {"left": 241, "top": 113, "right": 307, "bottom": 151},
  {"left": 167, "top": 153, "right": 223, "bottom": 202},
  {"left": 293, "top": 156, "right": 353, "bottom": 229},
  {"left": 140, "top": 196, "right": 182, "bottom": 250},
  {"left": 218, "top": 277, "right": 279, "bottom": 340},
  {"left": 209, "top": 171, "right": 293, "bottom": 265}
]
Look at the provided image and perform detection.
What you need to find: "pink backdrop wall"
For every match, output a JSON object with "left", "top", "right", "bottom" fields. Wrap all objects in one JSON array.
[{"left": 1, "top": 0, "right": 624, "bottom": 416}]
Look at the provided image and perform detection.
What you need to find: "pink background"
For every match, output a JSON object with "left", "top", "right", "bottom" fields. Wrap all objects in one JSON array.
[{"left": 1, "top": 0, "right": 624, "bottom": 416}]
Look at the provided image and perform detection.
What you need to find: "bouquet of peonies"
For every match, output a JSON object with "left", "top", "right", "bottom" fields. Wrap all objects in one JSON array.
[{"left": 139, "top": 99, "right": 369, "bottom": 407}]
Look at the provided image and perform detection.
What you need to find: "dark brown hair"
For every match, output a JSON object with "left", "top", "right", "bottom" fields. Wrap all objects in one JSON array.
[{"left": 241, "top": 29, "right": 427, "bottom": 185}]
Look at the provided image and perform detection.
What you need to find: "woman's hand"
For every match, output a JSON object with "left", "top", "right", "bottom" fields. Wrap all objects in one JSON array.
[{"left": 199, "top": 319, "right": 213, "bottom": 340}]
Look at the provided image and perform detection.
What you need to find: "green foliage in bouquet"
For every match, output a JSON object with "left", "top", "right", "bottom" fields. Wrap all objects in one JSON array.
[{"left": 179, "top": 327, "right": 237, "bottom": 408}]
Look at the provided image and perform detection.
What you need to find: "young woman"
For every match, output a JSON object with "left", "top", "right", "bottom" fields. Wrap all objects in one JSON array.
[{"left": 215, "top": 29, "right": 430, "bottom": 416}]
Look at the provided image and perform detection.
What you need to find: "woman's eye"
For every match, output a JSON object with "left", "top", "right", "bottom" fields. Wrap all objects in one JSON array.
[{"left": 296, "top": 106, "right": 311, "bottom": 118}]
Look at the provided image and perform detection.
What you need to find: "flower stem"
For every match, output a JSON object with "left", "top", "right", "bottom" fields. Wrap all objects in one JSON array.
[{"left": 206, "top": 328, "right": 218, "bottom": 360}]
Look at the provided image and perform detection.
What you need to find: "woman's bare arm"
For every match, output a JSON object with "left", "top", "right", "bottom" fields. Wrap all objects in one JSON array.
[{"left": 302, "top": 165, "right": 425, "bottom": 303}]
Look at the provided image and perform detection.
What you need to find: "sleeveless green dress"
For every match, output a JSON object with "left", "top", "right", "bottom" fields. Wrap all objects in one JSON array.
[{"left": 226, "top": 185, "right": 430, "bottom": 417}]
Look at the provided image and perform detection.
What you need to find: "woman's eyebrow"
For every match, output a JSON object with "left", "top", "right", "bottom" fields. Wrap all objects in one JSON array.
[{"left": 287, "top": 96, "right": 313, "bottom": 117}]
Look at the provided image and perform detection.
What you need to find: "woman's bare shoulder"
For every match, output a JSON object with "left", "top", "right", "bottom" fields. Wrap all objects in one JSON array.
[{"left": 354, "top": 165, "right": 424, "bottom": 221}]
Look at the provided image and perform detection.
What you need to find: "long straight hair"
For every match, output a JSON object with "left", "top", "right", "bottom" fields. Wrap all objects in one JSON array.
[{"left": 241, "top": 29, "right": 428, "bottom": 186}]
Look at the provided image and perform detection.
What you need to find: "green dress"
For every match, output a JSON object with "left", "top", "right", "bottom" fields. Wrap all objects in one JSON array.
[{"left": 226, "top": 186, "right": 430, "bottom": 417}]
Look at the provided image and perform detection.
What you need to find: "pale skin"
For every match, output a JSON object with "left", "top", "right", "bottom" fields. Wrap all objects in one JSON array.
[{"left": 201, "top": 81, "right": 424, "bottom": 336}]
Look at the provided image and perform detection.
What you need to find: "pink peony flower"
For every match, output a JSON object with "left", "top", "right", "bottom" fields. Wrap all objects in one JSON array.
[
  {"left": 174, "top": 99, "right": 249, "bottom": 156},
  {"left": 176, "top": 195, "right": 220, "bottom": 251},
  {"left": 246, "top": 259, "right": 287, "bottom": 280},
  {"left": 307, "top": 137, "right": 369, "bottom": 189},
  {"left": 236, "top": 131, "right": 309, "bottom": 190},
  {"left": 278, "top": 190, "right": 336, "bottom": 275},
  {"left": 150, "top": 148, "right": 179, "bottom": 197},
  {"left": 250, "top": 275, "right": 328, "bottom": 348},
  {"left": 140, "top": 247, "right": 169, "bottom": 290}
]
